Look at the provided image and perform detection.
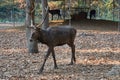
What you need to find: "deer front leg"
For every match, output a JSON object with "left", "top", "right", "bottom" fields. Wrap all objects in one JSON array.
[
  {"left": 38, "top": 47, "right": 51, "bottom": 74},
  {"left": 51, "top": 47, "right": 58, "bottom": 69},
  {"left": 51, "top": 15, "right": 53, "bottom": 20}
]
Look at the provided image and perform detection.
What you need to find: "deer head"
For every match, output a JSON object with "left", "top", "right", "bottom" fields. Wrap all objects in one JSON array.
[{"left": 29, "top": 6, "right": 49, "bottom": 42}]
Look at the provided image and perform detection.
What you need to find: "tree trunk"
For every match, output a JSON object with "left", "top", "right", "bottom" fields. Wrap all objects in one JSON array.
[
  {"left": 41, "top": 0, "right": 49, "bottom": 29},
  {"left": 25, "top": 0, "right": 38, "bottom": 53}
]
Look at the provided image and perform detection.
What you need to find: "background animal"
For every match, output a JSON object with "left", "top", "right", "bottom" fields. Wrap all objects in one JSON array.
[
  {"left": 89, "top": 9, "right": 96, "bottom": 19},
  {"left": 48, "top": 9, "right": 62, "bottom": 20}
]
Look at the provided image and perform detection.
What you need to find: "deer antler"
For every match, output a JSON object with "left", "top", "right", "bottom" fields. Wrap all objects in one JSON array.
[
  {"left": 36, "top": 6, "right": 49, "bottom": 28},
  {"left": 28, "top": 6, "right": 49, "bottom": 29}
]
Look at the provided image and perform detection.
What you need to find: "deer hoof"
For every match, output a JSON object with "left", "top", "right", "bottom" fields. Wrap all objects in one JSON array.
[
  {"left": 68, "top": 62, "right": 74, "bottom": 65},
  {"left": 38, "top": 68, "right": 43, "bottom": 74},
  {"left": 54, "top": 66, "right": 58, "bottom": 69}
]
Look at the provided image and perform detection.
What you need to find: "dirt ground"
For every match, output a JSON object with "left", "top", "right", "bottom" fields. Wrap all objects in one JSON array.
[{"left": 0, "top": 19, "right": 120, "bottom": 80}]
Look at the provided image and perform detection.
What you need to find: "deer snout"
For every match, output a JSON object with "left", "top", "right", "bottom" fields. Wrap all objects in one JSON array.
[{"left": 29, "top": 38, "right": 33, "bottom": 42}]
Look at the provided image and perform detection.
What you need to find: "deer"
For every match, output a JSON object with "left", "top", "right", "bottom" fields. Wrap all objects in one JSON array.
[
  {"left": 29, "top": 26, "right": 76, "bottom": 74},
  {"left": 90, "top": 9, "right": 96, "bottom": 19},
  {"left": 48, "top": 9, "right": 62, "bottom": 20},
  {"left": 28, "top": 6, "right": 77, "bottom": 74}
]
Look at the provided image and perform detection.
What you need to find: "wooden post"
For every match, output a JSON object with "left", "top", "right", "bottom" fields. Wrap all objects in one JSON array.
[
  {"left": 118, "top": 9, "right": 120, "bottom": 31},
  {"left": 113, "top": 0, "right": 115, "bottom": 21},
  {"left": 118, "top": 0, "right": 120, "bottom": 31}
]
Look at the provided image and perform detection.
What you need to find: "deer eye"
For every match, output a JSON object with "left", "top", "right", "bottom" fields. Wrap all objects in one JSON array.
[{"left": 32, "top": 33, "right": 35, "bottom": 36}]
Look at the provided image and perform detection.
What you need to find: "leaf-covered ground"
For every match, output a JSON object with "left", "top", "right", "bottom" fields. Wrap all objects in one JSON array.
[{"left": 0, "top": 20, "right": 120, "bottom": 80}]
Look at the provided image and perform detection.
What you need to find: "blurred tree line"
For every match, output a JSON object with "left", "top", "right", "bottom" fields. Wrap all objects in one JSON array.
[
  {"left": 78, "top": 0, "right": 120, "bottom": 21},
  {"left": 0, "top": 0, "right": 25, "bottom": 23},
  {"left": 0, "top": 0, "right": 119, "bottom": 23}
]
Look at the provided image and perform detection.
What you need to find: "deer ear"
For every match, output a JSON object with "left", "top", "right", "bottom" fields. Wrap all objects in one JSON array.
[
  {"left": 35, "top": 27, "right": 41, "bottom": 31},
  {"left": 31, "top": 25, "right": 37, "bottom": 30},
  {"left": 27, "top": 25, "right": 36, "bottom": 30}
]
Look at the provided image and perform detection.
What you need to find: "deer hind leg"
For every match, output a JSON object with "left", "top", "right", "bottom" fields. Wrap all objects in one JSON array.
[
  {"left": 68, "top": 43, "right": 76, "bottom": 65},
  {"left": 94, "top": 15, "right": 95, "bottom": 18},
  {"left": 58, "top": 14, "right": 62, "bottom": 20},
  {"left": 90, "top": 14, "right": 92, "bottom": 19}
]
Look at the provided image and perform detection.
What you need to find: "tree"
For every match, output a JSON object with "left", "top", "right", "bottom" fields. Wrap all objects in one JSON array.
[
  {"left": 25, "top": 0, "right": 38, "bottom": 53},
  {"left": 25, "top": 0, "right": 49, "bottom": 53},
  {"left": 41, "top": 0, "right": 49, "bottom": 29}
]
